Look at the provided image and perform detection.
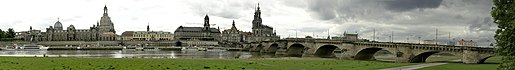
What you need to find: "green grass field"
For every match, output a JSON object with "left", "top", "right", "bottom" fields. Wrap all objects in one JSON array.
[
  {"left": 0, "top": 57, "right": 412, "bottom": 70},
  {"left": 418, "top": 56, "right": 502, "bottom": 70}
]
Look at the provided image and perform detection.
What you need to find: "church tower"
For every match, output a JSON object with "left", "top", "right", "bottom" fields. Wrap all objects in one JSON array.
[
  {"left": 99, "top": 5, "right": 116, "bottom": 33},
  {"left": 231, "top": 20, "right": 237, "bottom": 30},
  {"left": 204, "top": 14, "right": 210, "bottom": 30},
  {"left": 252, "top": 3, "right": 262, "bottom": 29},
  {"left": 147, "top": 23, "right": 150, "bottom": 31}
]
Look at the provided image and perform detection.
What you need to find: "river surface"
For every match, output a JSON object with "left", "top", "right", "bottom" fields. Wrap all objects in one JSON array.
[
  {"left": 0, "top": 50, "right": 354, "bottom": 59},
  {"left": 0, "top": 50, "right": 264, "bottom": 59}
]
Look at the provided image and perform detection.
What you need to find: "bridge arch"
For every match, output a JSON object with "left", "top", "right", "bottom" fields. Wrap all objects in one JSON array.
[
  {"left": 251, "top": 44, "right": 264, "bottom": 52},
  {"left": 354, "top": 47, "right": 387, "bottom": 60},
  {"left": 314, "top": 45, "right": 339, "bottom": 58},
  {"left": 409, "top": 51, "right": 461, "bottom": 63},
  {"left": 478, "top": 56, "right": 495, "bottom": 63},
  {"left": 287, "top": 43, "right": 305, "bottom": 57},
  {"left": 409, "top": 51, "right": 440, "bottom": 63},
  {"left": 266, "top": 43, "right": 279, "bottom": 53}
]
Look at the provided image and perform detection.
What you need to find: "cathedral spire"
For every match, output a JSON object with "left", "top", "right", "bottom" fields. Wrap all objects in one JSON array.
[
  {"left": 232, "top": 20, "right": 235, "bottom": 26},
  {"left": 104, "top": 5, "right": 108, "bottom": 14},
  {"left": 231, "top": 20, "right": 237, "bottom": 30},
  {"left": 257, "top": 3, "right": 260, "bottom": 10},
  {"left": 252, "top": 3, "right": 262, "bottom": 29},
  {"left": 204, "top": 14, "right": 210, "bottom": 30},
  {"left": 147, "top": 22, "right": 150, "bottom": 32}
]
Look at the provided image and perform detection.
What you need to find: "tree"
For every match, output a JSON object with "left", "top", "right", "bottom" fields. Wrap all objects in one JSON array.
[
  {"left": 0, "top": 29, "right": 4, "bottom": 38},
  {"left": 7, "top": 28, "right": 15, "bottom": 38},
  {"left": 491, "top": 0, "right": 515, "bottom": 70}
]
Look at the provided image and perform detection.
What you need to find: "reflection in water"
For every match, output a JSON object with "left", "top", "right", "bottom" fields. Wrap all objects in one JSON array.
[
  {"left": 0, "top": 50, "right": 346, "bottom": 59},
  {"left": 0, "top": 50, "right": 257, "bottom": 59}
]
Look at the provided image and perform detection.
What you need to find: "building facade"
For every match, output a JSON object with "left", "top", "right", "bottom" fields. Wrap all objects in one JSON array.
[
  {"left": 28, "top": 5, "right": 118, "bottom": 41},
  {"left": 121, "top": 24, "right": 174, "bottom": 41},
  {"left": 121, "top": 31, "right": 174, "bottom": 41},
  {"left": 250, "top": 4, "right": 280, "bottom": 42},
  {"left": 174, "top": 15, "right": 221, "bottom": 41},
  {"left": 456, "top": 39, "right": 477, "bottom": 47},
  {"left": 222, "top": 20, "right": 242, "bottom": 43},
  {"left": 174, "top": 15, "right": 221, "bottom": 46}
]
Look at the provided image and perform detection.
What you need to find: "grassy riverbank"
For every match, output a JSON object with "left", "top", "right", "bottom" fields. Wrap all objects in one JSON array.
[
  {"left": 0, "top": 57, "right": 412, "bottom": 70},
  {"left": 418, "top": 56, "right": 502, "bottom": 70}
]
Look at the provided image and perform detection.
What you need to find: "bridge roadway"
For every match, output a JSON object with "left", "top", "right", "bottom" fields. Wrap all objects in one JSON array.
[{"left": 244, "top": 38, "right": 495, "bottom": 64}]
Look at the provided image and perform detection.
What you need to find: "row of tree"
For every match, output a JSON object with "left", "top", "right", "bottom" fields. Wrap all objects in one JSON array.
[
  {"left": 0, "top": 28, "right": 17, "bottom": 41},
  {"left": 491, "top": 0, "right": 515, "bottom": 70}
]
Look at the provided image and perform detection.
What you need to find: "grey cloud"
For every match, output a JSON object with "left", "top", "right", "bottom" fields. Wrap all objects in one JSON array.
[
  {"left": 185, "top": 0, "right": 256, "bottom": 19},
  {"left": 304, "top": 0, "right": 496, "bottom": 46},
  {"left": 298, "top": 27, "right": 327, "bottom": 32},
  {"left": 383, "top": 0, "right": 443, "bottom": 12},
  {"left": 469, "top": 17, "right": 496, "bottom": 31}
]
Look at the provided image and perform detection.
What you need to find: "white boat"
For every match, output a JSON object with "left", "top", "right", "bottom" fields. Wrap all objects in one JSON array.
[
  {"left": 181, "top": 47, "right": 208, "bottom": 51},
  {"left": 181, "top": 47, "right": 197, "bottom": 51},
  {"left": 20, "top": 44, "right": 49, "bottom": 50},
  {"left": 135, "top": 47, "right": 144, "bottom": 51},
  {"left": 1, "top": 44, "right": 49, "bottom": 50},
  {"left": 197, "top": 47, "right": 207, "bottom": 51}
]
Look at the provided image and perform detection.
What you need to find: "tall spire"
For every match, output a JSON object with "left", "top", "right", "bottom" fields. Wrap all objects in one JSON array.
[
  {"left": 252, "top": 3, "right": 262, "bottom": 29},
  {"left": 231, "top": 20, "right": 237, "bottom": 30},
  {"left": 104, "top": 5, "right": 108, "bottom": 14},
  {"left": 257, "top": 3, "right": 260, "bottom": 9},
  {"left": 147, "top": 22, "right": 150, "bottom": 32},
  {"left": 232, "top": 20, "right": 235, "bottom": 26},
  {"left": 204, "top": 14, "right": 210, "bottom": 30}
]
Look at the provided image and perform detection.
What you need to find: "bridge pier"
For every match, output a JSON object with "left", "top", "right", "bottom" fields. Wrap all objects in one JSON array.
[
  {"left": 394, "top": 46, "right": 413, "bottom": 63},
  {"left": 463, "top": 50, "right": 480, "bottom": 64},
  {"left": 462, "top": 48, "right": 493, "bottom": 64}
]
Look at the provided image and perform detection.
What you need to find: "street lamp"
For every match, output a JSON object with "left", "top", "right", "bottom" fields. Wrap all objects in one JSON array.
[{"left": 418, "top": 37, "right": 421, "bottom": 44}]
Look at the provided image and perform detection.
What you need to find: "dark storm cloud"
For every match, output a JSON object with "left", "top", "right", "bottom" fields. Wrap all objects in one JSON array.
[
  {"left": 307, "top": 0, "right": 339, "bottom": 20},
  {"left": 383, "top": 0, "right": 443, "bottom": 12},
  {"left": 305, "top": 0, "right": 495, "bottom": 46}
]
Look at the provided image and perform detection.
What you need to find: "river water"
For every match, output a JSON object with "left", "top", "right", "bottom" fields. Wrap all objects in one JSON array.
[
  {"left": 0, "top": 50, "right": 354, "bottom": 59},
  {"left": 0, "top": 50, "right": 264, "bottom": 59}
]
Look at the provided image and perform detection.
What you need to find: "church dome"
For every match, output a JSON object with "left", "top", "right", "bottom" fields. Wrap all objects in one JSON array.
[
  {"left": 53, "top": 18, "right": 64, "bottom": 30},
  {"left": 54, "top": 21, "right": 62, "bottom": 28}
]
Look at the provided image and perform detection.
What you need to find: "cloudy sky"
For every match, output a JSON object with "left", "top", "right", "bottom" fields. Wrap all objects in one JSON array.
[{"left": 0, "top": 0, "right": 496, "bottom": 46}]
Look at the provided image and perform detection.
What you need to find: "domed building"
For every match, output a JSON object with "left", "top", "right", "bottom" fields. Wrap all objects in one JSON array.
[{"left": 42, "top": 5, "right": 117, "bottom": 41}]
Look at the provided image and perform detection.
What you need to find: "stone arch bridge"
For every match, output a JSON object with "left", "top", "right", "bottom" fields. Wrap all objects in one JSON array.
[{"left": 244, "top": 38, "right": 495, "bottom": 64}]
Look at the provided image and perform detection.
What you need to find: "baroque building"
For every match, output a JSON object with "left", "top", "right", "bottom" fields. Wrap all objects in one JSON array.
[
  {"left": 174, "top": 15, "right": 221, "bottom": 46},
  {"left": 121, "top": 24, "right": 174, "bottom": 41},
  {"left": 250, "top": 4, "right": 279, "bottom": 42},
  {"left": 174, "top": 15, "right": 221, "bottom": 41},
  {"left": 222, "top": 20, "right": 242, "bottom": 43},
  {"left": 40, "top": 5, "right": 117, "bottom": 41}
]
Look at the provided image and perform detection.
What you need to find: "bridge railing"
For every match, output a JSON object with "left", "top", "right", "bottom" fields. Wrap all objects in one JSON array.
[{"left": 354, "top": 42, "right": 495, "bottom": 53}]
